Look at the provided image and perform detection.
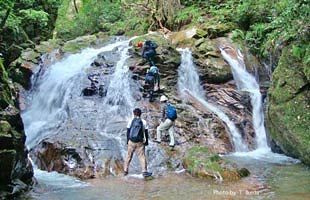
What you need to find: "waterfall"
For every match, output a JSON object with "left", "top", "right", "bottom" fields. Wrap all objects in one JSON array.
[
  {"left": 220, "top": 48, "right": 269, "bottom": 150},
  {"left": 21, "top": 39, "right": 137, "bottom": 189},
  {"left": 177, "top": 48, "right": 248, "bottom": 152},
  {"left": 22, "top": 40, "right": 131, "bottom": 149},
  {"left": 104, "top": 44, "right": 134, "bottom": 116}
]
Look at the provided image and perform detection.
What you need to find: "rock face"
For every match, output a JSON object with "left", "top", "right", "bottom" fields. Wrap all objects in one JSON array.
[
  {"left": 0, "top": 60, "right": 33, "bottom": 198},
  {"left": 267, "top": 46, "right": 310, "bottom": 165}
]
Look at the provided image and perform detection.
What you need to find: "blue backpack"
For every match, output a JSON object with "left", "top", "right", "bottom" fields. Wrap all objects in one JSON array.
[{"left": 166, "top": 104, "right": 177, "bottom": 121}]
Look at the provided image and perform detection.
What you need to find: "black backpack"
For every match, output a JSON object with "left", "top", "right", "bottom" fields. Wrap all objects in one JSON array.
[
  {"left": 145, "top": 72, "right": 155, "bottom": 85},
  {"left": 129, "top": 118, "right": 144, "bottom": 142},
  {"left": 145, "top": 40, "right": 158, "bottom": 49}
]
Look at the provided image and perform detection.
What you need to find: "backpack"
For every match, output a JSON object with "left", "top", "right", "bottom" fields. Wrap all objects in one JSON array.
[
  {"left": 145, "top": 40, "right": 158, "bottom": 49},
  {"left": 149, "top": 66, "right": 159, "bottom": 75},
  {"left": 166, "top": 104, "right": 177, "bottom": 121},
  {"left": 129, "top": 118, "right": 144, "bottom": 142},
  {"left": 145, "top": 72, "right": 155, "bottom": 85}
]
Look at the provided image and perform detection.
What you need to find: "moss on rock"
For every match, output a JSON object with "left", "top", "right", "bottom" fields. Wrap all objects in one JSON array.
[
  {"left": 63, "top": 35, "right": 97, "bottom": 53},
  {"left": 183, "top": 146, "right": 249, "bottom": 181},
  {"left": 192, "top": 39, "right": 233, "bottom": 84},
  {"left": 267, "top": 46, "right": 310, "bottom": 165}
]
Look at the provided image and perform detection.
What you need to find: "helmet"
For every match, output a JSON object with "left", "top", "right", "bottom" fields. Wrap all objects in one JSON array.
[
  {"left": 133, "top": 108, "right": 142, "bottom": 116},
  {"left": 160, "top": 95, "right": 168, "bottom": 102}
]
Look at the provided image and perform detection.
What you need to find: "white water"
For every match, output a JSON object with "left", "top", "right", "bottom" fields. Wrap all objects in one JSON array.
[
  {"left": 220, "top": 47, "right": 300, "bottom": 163},
  {"left": 220, "top": 48, "right": 268, "bottom": 150},
  {"left": 22, "top": 40, "right": 130, "bottom": 149},
  {"left": 22, "top": 39, "right": 133, "bottom": 189},
  {"left": 104, "top": 44, "right": 135, "bottom": 116},
  {"left": 177, "top": 48, "right": 247, "bottom": 152}
]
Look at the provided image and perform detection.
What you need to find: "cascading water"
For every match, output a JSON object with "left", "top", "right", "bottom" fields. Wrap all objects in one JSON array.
[
  {"left": 104, "top": 44, "right": 135, "bottom": 116},
  {"left": 220, "top": 47, "right": 299, "bottom": 163},
  {"left": 220, "top": 48, "right": 269, "bottom": 150},
  {"left": 21, "top": 39, "right": 134, "bottom": 189},
  {"left": 177, "top": 48, "right": 248, "bottom": 152}
]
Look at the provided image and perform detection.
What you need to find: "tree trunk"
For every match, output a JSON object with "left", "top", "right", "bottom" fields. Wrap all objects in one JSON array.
[
  {"left": 73, "top": 0, "right": 79, "bottom": 13},
  {"left": 148, "top": 0, "right": 181, "bottom": 31}
]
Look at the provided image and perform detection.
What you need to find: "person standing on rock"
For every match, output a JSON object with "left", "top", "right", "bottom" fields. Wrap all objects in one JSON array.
[
  {"left": 124, "top": 108, "right": 152, "bottom": 177},
  {"left": 142, "top": 40, "right": 158, "bottom": 66},
  {"left": 155, "top": 95, "right": 177, "bottom": 149}
]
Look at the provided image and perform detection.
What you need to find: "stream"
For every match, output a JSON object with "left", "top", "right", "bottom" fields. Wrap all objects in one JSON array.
[{"left": 21, "top": 39, "right": 310, "bottom": 200}]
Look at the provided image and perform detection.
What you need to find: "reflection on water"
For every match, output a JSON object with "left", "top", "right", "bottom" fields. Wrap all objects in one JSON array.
[{"left": 30, "top": 161, "right": 310, "bottom": 200}]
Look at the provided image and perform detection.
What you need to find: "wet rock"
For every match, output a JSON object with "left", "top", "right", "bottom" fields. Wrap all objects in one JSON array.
[
  {"left": 267, "top": 46, "right": 310, "bottom": 166},
  {"left": 0, "top": 61, "right": 34, "bottom": 198},
  {"left": 192, "top": 38, "right": 233, "bottom": 84}
]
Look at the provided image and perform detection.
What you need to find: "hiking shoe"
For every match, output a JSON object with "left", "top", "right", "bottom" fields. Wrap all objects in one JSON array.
[
  {"left": 143, "top": 172, "right": 152, "bottom": 177},
  {"left": 154, "top": 140, "right": 161, "bottom": 144},
  {"left": 124, "top": 171, "right": 128, "bottom": 176}
]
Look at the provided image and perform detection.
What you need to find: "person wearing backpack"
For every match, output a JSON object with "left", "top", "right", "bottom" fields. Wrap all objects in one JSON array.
[
  {"left": 144, "top": 70, "right": 156, "bottom": 102},
  {"left": 149, "top": 65, "right": 160, "bottom": 91},
  {"left": 142, "top": 40, "right": 158, "bottom": 66},
  {"left": 155, "top": 95, "right": 177, "bottom": 149},
  {"left": 124, "top": 108, "right": 152, "bottom": 177}
]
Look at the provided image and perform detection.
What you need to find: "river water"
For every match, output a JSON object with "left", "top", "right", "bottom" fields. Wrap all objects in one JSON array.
[{"left": 29, "top": 161, "right": 309, "bottom": 200}]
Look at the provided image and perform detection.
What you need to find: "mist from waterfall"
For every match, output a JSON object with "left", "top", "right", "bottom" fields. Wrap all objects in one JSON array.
[
  {"left": 177, "top": 48, "right": 248, "bottom": 152},
  {"left": 220, "top": 48, "right": 269, "bottom": 150}
]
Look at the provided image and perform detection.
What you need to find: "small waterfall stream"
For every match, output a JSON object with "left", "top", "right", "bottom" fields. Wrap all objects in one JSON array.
[
  {"left": 220, "top": 47, "right": 300, "bottom": 163},
  {"left": 177, "top": 48, "right": 248, "bottom": 152},
  {"left": 220, "top": 48, "right": 269, "bottom": 150}
]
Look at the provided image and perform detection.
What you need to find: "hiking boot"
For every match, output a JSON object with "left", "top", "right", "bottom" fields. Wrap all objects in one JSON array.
[
  {"left": 169, "top": 145, "right": 175, "bottom": 151},
  {"left": 154, "top": 140, "right": 161, "bottom": 144},
  {"left": 124, "top": 171, "right": 128, "bottom": 176},
  {"left": 143, "top": 172, "right": 152, "bottom": 177}
]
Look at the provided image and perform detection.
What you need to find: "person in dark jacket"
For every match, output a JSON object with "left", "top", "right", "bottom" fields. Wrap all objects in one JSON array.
[
  {"left": 124, "top": 108, "right": 152, "bottom": 177},
  {"left": 142, "top": 40, "right": 158, "bottom": 66}
]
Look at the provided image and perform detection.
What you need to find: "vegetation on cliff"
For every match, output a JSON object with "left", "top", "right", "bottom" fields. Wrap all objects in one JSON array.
[
  {"left": 0, "top": 0, "right": 62, "bottom": 64},
  {"left": 0, "top": 59, "right": 33, "bottom": 197}
]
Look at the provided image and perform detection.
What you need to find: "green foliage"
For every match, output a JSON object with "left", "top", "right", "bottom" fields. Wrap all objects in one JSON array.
[
  {"left": 55, "top": 0, "right": 124, "bottom": 40},
  {"left": 174, "top": 5, "right": 203, "bottom": 29},
  {"left": 55, "top": 0, "right": 150, "bottom": 40},
  {"left": 233, "top": 0, "right": 309, "bottom": 58},
  {"left": 0, "top": 0, "right": 62, "bottom": 65}
]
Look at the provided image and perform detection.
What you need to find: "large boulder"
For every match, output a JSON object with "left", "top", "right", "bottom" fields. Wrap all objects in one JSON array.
[
  {"left": 0, "top": 60, "right": 33, "bottom": 198},
  {"left": 183, "top": 146, "right": 250, "bottom": 181},
  {"left": 267, "top": 46, "right": 310, "bottom": 165}
]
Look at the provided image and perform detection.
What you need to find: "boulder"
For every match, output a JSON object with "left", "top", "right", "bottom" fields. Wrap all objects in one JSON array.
[
  {"left": 183, "top": 146, "right": 250, "bottom": 181},
  {"left": 267, "top": 46, "right": 310, "bottom": 165}
]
